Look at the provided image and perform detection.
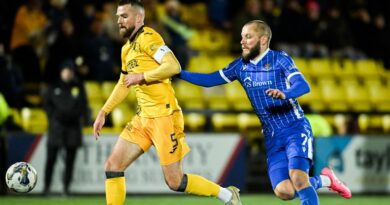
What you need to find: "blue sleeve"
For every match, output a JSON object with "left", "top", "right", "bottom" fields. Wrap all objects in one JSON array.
[
  {"left": 278, "top": 51, "right": 300, "bottom": 77},
  {"left": 283, "top": 74, "right": 310, "bottom": 99},
  {"left": 178, "top": 70, "right": 228, "bottom": 87}
]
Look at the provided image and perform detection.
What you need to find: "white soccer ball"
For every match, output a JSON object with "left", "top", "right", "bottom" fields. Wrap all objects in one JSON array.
[{"left": 5, "top": 162, "right": 38, "bottom": 193}]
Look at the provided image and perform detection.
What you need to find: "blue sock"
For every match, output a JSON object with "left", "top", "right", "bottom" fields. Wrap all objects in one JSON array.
[
  {"left": 297, "top": 186, "right": 319, "bottom": 205},
  {"left": 310, "top": 176, "right": 322, "bottom": 190},
  {"left": 293, "top": 176, "right": 322, "bottom": 198}
]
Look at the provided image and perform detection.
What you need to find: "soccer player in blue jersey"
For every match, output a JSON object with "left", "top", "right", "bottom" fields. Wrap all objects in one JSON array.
[{"left": 178, "top": 20, "right": 352, "bottom": 204}]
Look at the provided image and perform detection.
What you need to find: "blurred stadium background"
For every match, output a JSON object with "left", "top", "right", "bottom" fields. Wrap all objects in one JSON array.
[{"left": 1, "top": 0, "right": 390, "bottom": 204}]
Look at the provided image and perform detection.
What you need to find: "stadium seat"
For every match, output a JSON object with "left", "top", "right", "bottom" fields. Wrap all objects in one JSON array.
[
  {"left": 174, "top": 81, "right": 205, "bottom": 110},
  {"left": 317, "top": 76, "right": 337, "bottom": 86},
  {"left": 237, "top": 113, "right": 261, "bottom": 132},
  {"left": 293, "top": 57, "right": 310, "bottom": 77},
  {"left": 298, "top": 85, "right": 325, "bottom": 112},
  {"left": 339, "top": 75, "right": 360, "bottom": 87},
  {"left": 211, "top": 113, "right": 238, "bottom": 131},
  {"left": 321, "top": 84, "right": 348, "bottom": 112},
  {"left": 344, "top": 84, "right": 371, "bottom": 112},
  {"left": 214, "top": 55, "right": 235, "bottom": 69},
  {"left": 184, "top": 112, "right": 206, "bottom": 131},
  {"left": 333, "top": 59, "right": 356, "bottom": 79},
  {"left": 112, "top": 104, "right": 134, "bottom": 130},
  {"left": 89, "top": 101, "right": 104, "bottom": 120},
  {"left": 356, "top": 59, "right": 381, "bottom": 79},
  {"left": 225, "top": 81, "right": 252, "bottom": 111},
  {"left": 180, "top": 2, "right": 208, "bottom": 28},
  {"left": 307, "top": 58, "right": 333, "bottom": 80},
  {"left": 101, "top": 81, "right": 116, "bottom": 100},
  {"left": 187, "top": 54, "right": 214, "bottom": 72},
  {"left": 21, "top": 107, "right": 48, "bottom": 133},
  {"left": 358, "top": 114, "right": 385, "bottom": 134},
  {"left": 383, "top": 115, "right": 390, "bottom": 133},
  {"left": 362, "top": 77, "right": 383, "bottom": 88},
  {"left": 85, "top": 81, "right": 102, "bottom": 102},
  {"left": 368, "top": 86, "right": 390, "bottom": 112},
  {"left": 204, "top": 86, "right": 230, "bottom": 110}
]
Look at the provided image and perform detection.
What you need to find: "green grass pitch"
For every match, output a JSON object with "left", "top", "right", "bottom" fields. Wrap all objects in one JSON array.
[{"left": 1, "top": 194, "right": 390, "bottom": 205}]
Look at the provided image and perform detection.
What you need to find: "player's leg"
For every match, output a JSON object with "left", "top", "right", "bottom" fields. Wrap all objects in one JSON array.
[
  {"left": 155, "top": 112, "right": 241, "bottom": 205},
  {"left": 286, "top": 119, "right": 319, "bottom": 205},
  {"left": 161, "top": 161, "right": 241, "bottom": 205},
  {"left": 267, "top": 159, "right": 296, "bottom": 200},
  {"left": 288, "top": 158, "right": 319, "bottom": 205},
  {"left": 105, "top": 138, "right": 144, "bottom": 205},
  {"left": 268, "top": 160, "right": 328, "bottom": 200},
  {"left": 105, "top": 115, "right": 153, "bottom": 205}
]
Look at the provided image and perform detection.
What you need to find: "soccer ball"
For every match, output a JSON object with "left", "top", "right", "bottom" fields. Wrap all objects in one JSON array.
[{"left": 5, "top": 162, "right": 38, "bottom": 193}]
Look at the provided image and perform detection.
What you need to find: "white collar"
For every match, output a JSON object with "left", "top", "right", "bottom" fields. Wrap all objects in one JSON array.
[{"left": 250, "top": 48, "right": 270, "bottom": 65}]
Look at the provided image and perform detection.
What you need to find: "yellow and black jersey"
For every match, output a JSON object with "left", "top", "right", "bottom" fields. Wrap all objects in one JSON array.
[{"left": 103, "top": 26, "right": 181, "bottom": 118}]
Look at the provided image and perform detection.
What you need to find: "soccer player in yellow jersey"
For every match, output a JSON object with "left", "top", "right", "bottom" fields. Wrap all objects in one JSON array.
[{"left": 92, "top": 1, "right": 241, "bottom": 205}]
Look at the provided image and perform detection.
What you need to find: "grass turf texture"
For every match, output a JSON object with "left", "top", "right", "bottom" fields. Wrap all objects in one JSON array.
[{"left": 1, "top": 194, "right": 390, "bottom": 205}]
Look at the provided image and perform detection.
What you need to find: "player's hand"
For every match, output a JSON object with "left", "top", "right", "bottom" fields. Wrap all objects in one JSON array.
[
  {"left": 266, "top": 89, "right": 286, "bottom": 100},
  {"left": 93, "top": 110, "right": 106, "bottom": 140},
  {"left": 124, "top": 73, "right": 145, "bottom": 87}
]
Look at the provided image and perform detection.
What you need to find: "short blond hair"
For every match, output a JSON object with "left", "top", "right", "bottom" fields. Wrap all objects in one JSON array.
[{"left": 246, "top": 20, "right": 272, "bottom": 44}]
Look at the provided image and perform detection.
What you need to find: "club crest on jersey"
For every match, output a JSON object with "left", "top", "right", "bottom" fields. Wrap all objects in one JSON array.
[
  {"left": 264, "top": 63, "right": 271, "bottom": 71},
  {"left": 126, "top": 59, "right": 139, "bottom": 71}
]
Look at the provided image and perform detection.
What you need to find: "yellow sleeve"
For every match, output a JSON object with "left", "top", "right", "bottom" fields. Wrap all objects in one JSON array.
[
  {"left": 101, "top": 74, "right": 130, "bottom": 114},
  {"left": 140, "top": 30, "right": 181, "bottom": 82},
  {"left": 144, "top": 52, "right": 181, "bottom": 82}
]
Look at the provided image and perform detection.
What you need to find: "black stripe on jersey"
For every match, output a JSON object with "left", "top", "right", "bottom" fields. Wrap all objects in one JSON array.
[
  {"left": 129, "top": 25, "right": 145, "bottom": 42},
  {"left": 121, "top": 70, "right": 128, "bottom": 74}
]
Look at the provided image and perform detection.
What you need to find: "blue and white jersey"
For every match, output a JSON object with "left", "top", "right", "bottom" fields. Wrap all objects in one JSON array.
[{"left": 219, "top": 49, "right": 305, "bottom": 134}]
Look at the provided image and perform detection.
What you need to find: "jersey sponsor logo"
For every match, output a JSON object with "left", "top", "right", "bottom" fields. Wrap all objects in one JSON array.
[
  {"left": 243, "top": 76, "right": 272, "bottom": 88},
  {"left": 126, "top": 59, "right": 139, "bottom": 71}
]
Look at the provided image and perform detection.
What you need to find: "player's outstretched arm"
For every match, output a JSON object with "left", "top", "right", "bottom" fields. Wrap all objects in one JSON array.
[{"left": 178, "top": 70, "right": 227, "bottom": 87}]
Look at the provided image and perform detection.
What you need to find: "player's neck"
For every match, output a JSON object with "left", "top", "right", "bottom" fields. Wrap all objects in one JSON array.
[
  {"left": 129, "top": 24, "right": 145, "bottom": 41},
  {"left": 250, "top": 48, "right": 270, "bottom": 64}
]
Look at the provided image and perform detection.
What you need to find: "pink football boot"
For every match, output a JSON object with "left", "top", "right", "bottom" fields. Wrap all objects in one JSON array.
[{"left": 321, "top": 167, "right": 352, "bottom": 199}]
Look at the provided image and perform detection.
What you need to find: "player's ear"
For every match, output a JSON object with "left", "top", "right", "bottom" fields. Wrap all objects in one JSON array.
[
  {"left": 135, "top": 11, "right": 144, "bottom": 24},
  {"left": 260, "top": 35, "right": 268, "bottom": 45}
]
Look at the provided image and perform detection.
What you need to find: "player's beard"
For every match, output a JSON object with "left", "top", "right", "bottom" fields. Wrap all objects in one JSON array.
[
  {"left": 120, "top": 25, "right": 135, "bottom": 38},
  {"left": 242, "top": 43, "right": 260, "bottom": 62}
]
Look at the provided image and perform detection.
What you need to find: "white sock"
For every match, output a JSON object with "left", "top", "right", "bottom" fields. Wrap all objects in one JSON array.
[
  {"left": 218, "top": 187, "right": 232, "bottom": 203},
  {"left": 320, "top": 175, "right": 332, "bottom": 187}
]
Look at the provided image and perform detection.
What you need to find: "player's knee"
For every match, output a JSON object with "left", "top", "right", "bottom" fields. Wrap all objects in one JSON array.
[
  {"left": 104, "top": 157, "right": 124, "bottom": 172},
  {"left": 165, "top": 174, "right": 187, "bottom": 192},
  {"left": 290, "top": 173, "right": 310, "bottom": 190},
  {"left": 165, "top": 178, "right": 181, "bottom": 191},
  {"left": 165, "top": 175, "right": 182, "bottom": 191},
  {"left": 274, "top": 186, "right": 295, "bottom": 200}
]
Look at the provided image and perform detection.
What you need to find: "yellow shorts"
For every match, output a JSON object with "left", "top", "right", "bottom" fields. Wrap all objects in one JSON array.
[{"left": 119, "top": 111, "right": 190, "bottom": 165}]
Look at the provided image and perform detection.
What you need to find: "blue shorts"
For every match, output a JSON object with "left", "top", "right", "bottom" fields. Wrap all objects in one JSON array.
[{"left": 265, "top": 118, "right": 314, "bottom": 190}]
